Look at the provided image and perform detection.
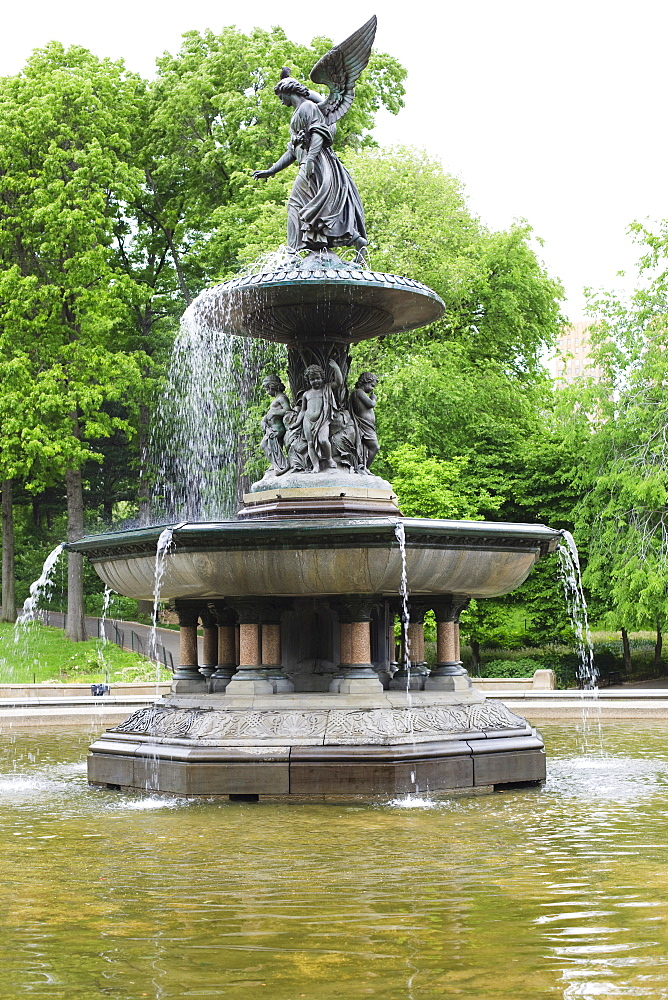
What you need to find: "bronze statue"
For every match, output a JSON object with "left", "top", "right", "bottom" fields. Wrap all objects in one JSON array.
[
  {"left": 253, "top": 16, "right": 377, "bottom": 259},
  {"left": 295, "top": 360, "right": 344, "bottom": 472},
  {"left": 260, "top": 375, "right": 291, "bottom": 474},
  {"left": 280, "top": 409, "right": 309, "bottom": 473},
  {"left": 349, "top": 372, "right": 379, "bottom": 471},
  {"left": 328, "top": 406, "right": 357, "bottom": 472}
]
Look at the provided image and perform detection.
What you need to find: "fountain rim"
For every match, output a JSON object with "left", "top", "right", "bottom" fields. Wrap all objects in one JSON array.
[
  {"left": 190, "top": 266, "right": 446, "bottom": 342},
  {"left": 66, "top": 517, "right": 562, "bottom": 561}
]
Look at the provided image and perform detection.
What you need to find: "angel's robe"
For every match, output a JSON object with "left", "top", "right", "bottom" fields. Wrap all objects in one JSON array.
[{"left": 286, "top": 100, "right": 366, "bottom": 251}]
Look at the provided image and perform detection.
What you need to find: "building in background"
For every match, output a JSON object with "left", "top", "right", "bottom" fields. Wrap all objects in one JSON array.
[{"left": 548, "top": 321, "right": 604, "bottom": 383}]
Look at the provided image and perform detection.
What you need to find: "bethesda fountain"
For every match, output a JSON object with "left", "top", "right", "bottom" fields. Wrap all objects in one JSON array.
[{"left": 68, "top": 16, "right": 560, "bottom": 798}]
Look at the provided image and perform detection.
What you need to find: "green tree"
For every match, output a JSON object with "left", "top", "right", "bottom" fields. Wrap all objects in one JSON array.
[
  {"left": 573, "top": 274, "right": 668, "bottom": 668},
  {"left": 0, "top": 44, "right": 148, "bottom": 638},
  {"left": 389, "top": 445, "right": 501, "bottom": 520},
  {"left": 346, "top": 150, "right": 564, "bottom": 511}
]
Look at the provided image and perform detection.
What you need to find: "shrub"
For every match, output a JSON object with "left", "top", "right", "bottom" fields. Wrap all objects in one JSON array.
[
  {"left": 85, "top": 593, "right": 140, "bottom": 620},
  {"left": 481, "top": 658, "right": 541, "bottom": 678}
]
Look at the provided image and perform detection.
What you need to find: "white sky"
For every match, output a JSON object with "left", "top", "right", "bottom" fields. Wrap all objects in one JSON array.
[{"left": 3, "top": 0, "right": 667, "bottom": 321}]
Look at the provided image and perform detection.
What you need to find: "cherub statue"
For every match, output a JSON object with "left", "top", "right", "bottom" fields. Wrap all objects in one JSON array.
[
  {"left": 330, "top": 407, "right": 360, "bottom": 472},
  {"left": 260, "top": 374, "right": 291, "bottom": 474},
  {"left": 252, "top": 16, "right": 377, "bottom": 259},
  {"left": 280, "top": 409, "right": 309, "bottom": 473},
  {"left": 294, "top": 360, "right": 344, "bottom": 472},
  {"left": 349, "top": 371, "right": 379, "bottom": 471}
]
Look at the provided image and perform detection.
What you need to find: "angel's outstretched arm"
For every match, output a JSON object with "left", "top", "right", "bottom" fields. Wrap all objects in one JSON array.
[{"left": 253, "top": 145, "right": 296, "bottom": 180}]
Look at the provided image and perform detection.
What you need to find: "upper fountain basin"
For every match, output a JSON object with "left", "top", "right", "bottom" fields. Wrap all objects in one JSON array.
[
  {"left": 66, "top": 517, "right": 561, "bottom": 602},
  {"left": 190, "top": 252, "right": 445, "bottom": 344}
]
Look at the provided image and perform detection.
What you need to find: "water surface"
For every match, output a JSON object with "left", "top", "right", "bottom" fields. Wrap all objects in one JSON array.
[{"left": 1, "top": 723, "right": 667, "bottom": 999}]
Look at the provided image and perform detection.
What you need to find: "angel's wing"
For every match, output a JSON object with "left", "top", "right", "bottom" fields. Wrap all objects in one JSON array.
[{"left": 310, "top": 15, "right": 377, "bottom": 126}]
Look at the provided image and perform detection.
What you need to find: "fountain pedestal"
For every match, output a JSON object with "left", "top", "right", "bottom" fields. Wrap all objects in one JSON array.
[
  {"left": 88, "top": 689, "right": 546, "bottom": 798},
  {"left": 67, "top": 252, "right": 560, "bottom": 799}
]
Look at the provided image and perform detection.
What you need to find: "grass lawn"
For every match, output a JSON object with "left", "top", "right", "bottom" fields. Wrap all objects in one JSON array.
[
  {"left": 0, "top": 622, "right": 171, "bottom": 685},
  {"left": 590, "top": 629, "right": 657, "bottom": 641}
]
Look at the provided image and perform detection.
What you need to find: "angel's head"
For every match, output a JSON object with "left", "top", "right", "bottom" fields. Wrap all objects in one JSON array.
[{"left": 274, "top": 69, "right": 310, "bottom": 105}]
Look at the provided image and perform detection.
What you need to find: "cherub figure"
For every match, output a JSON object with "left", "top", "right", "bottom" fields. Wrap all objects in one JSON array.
[
  {"left": 260, "top": 374, "right": 291, "bottom": 474},
  {"left": 330, "top": 407, "right": 360, "bottom": 472},
  {"left": 295, "top": 360, "right": 344, "bottom": 472},
  {"left": 279, "top": 409, "right": 309, "bottom": 473},
  {"left": 349, "top": 371, "right": 379, "bottom": 471},
  {"left": 252, "top": 17, "right": 376, "bottom": 259}
]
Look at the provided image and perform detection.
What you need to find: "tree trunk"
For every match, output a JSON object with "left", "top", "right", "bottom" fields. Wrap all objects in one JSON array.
[
  {"left": 470, "top": 638, "right": 481, "bottom": 676},
  {"left": 1, "top": 479, "right": 16, "bottom": 622},
  {"left": 654, "top": 625, "right": 664, "bottom": 674},
  {"left": 65, "top": 468, "right": 86, "bottom": 641},
  {"left": 621, "top": 627, "right": 632, "bottom": 675}
]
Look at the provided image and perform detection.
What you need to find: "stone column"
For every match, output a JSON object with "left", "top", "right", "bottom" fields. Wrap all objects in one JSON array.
[
  {"left": 329, "top": 619, "right": 351, "bottom": 692},
  {"left": 370, "top": 601, "right": 393, "bottom": 689},
  {"left": 199, "top": 607, "right": 218, "bottom": 681},
  {"left": 261, "top": 602, "right": 294, "bottom": 693},
  {"left": 332, "top": 598, "right": 383, "bottom": 695},
  {"left": 390, "top": 600, "right": 429, "bottom": 691},
  {"left": 225, "top": 598, "right": 274, "bottom": 695},
  {"left": 210, "top": 604, "right": 238, "bottom": 693},
  {"left": 172, "top": 600, "right": 206, "bottom": 693},
  {"left": 425, "top": 597, "right": 471, "bottom": 691}
]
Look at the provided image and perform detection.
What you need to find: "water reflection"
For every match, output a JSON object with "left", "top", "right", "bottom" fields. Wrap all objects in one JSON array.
[{"left": 0, "top": 724, "right": 667, "bottom": 998}]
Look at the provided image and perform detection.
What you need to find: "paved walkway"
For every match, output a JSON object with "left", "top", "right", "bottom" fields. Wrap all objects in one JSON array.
[
  {"left": 487, "top": 687, "right": 668, "bottom": 719},
  {"left": 608, "top": 677, "right": 668, "bottom": 689},
  {"left": 2, "top": 687, "right": 668, "bottom": 727}
]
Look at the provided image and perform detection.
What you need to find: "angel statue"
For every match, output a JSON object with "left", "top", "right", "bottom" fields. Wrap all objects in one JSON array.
[{"left": 252, "top": 16, "right": 377, "bottom": 259}]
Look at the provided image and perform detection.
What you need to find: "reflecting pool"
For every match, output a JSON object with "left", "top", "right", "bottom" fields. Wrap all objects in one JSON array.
[{"left": 1, "top": 723, "right": 668, "bottom": 999}]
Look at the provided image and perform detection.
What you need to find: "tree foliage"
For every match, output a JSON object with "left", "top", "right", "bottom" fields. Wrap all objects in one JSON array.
[
  {"left": 574, "top": 270, "right": 668, "bottom": 636},
  {"left": 0, "top": 43, "right": 148, "bottom": 487}
]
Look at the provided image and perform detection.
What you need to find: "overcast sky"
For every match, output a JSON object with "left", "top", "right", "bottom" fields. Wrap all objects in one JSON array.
[{"left": 3, "top": 0, "right": 666, "bottom": 321}]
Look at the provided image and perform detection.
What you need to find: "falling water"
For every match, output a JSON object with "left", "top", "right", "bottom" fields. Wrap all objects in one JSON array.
[
  {"left": 149, "top": 527, "right": 177, "bottom": 671},
  {"left": 99, "top": 586, "right": 112, "bottom": 641},
  {"left": 557, "top": 530, "right": 597, "bottom": 689},
  {"left": 149, "top": 263, "right": 284, "bottom": 523},
  {"left": 96, "top": 585, "right": 113, "bottom": 683},
  {"left": 395, "top": 520, "right": 421, "bottom": 796},
  {"left": 15, "top": 543, "right": 66, "bottom": 632},
  {"left": 394, "top": 521, "right": 412, "bottom": 684}
]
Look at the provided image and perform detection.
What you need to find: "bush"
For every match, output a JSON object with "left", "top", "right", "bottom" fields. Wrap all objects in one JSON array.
[
  {"left": 466, "top": 639, "right": 667, "bottom": 688},
  {"left": 85, "top": 593, "right": 140, "bottom": 620},
  {"left": 538, "top": 650, "right": 579, "bottom": 689},
  {"left": 481, "top": 658, "right": 541, "bottom": 678}
]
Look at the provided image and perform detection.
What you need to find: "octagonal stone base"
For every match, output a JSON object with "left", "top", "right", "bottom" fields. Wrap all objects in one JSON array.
[{"left": 87, "top": 693, "right": 546, "bottom": 798}]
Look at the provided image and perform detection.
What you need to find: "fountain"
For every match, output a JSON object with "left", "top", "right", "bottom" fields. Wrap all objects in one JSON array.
[{"left": 66, "top": 16, "right": 561, "bottom": 797}]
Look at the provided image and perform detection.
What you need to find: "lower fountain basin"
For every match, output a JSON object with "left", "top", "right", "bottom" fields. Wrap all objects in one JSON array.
[
  {"left": 67, "top": 517, "right": 561, "bottom": 602},
  {"left": 86, "top": 691, "right": 547, "bottom": 796}
]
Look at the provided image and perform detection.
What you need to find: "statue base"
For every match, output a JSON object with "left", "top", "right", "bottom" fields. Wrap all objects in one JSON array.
[
  {"left": 87, "top": 692, "right": 546, "bottom": 798},
  {"left": 239, "top": 468, "right": 401, "bottom": 519}
]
